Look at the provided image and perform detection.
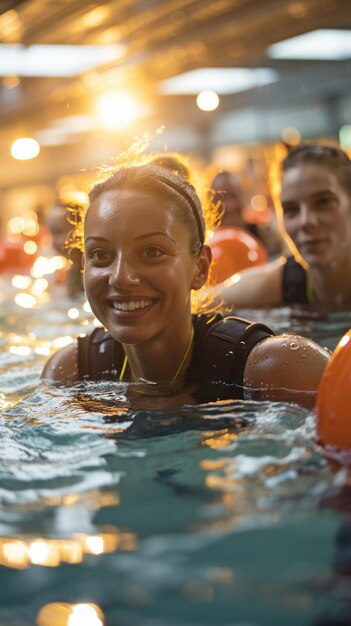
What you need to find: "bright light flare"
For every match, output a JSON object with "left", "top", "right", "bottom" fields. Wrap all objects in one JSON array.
[
  {"left": 31, "top": 278, "right": 49, "bottom": 295},
  {"left": 97, "top": 91, "right": 144, "bottom": 130},
  {"left": 196, "top": 90, "right": 219, "bottom": 111},
  {"left": 12, "top": 274, "right": 32, "bottom": 289},
  {"left": 11, "top": 137, "right": 40, "bottom": 160},
  {"left": 68, "top": 308, "right": 80, "bottom": 320},
  {"left": 7, "top": 216, "right": 25, "bottom": 234},
  {"left": 1, "top": 540, "right": 29, "bottom": 569},
  {"left": 14, "top": 293, "right": 37, "bottom": 308},
  {"left": 29, "top": 540, "right": 60, "bottom": 567},
  {"left": 31, "top": 256, "right": 66, "bottom": 278},
  {"left": 23, "top": 219, "right": 40, "bottom": 237},
  {"left": 23, "top": 240, "right": 37, "bottom": 255},
  {"left": 37, "top": 602, "right": 104, "bottom": 626},
  {"left": 68, "top": 604, "right": 103, "bottom": 626},
  {"left": 339, "top": 334, "right": 350, "bottom": 348}
]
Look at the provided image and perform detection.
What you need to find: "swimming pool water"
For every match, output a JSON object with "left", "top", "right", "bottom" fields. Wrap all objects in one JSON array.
[{"left": 1, "top": 277, "right": 351, "bottom": 626}]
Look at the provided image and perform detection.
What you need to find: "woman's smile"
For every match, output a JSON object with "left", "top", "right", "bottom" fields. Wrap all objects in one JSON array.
[
  {"left": 107, "top": 297, "right": 157, "bottom": 318},
  {"left": 83, "top": 188, "right": 200, "bottom": 346}
]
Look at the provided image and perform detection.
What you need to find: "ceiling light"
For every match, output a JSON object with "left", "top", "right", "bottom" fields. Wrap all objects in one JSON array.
[
  {"left": 11, "top": 137, "right": 40, "bottom": 160},
  {"left": 160, "top": 68, "right": 278, "bottom": 95},
  {"left": 196, "top": 90, "right": 219, "bottom": 111},
  {"left": 97, "top": 92, "right": 147, "bottom": 130},
  {"left": 0, "top": 44, "right": 125, "bottom": 77},
  {"left": 267, "top": 29, "right": 351, "bottom": 61}
]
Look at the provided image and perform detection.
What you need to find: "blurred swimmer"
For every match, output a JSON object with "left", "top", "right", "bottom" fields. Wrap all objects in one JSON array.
[{"left": 209, "top": 145, "right": 351, "bottom": 311}]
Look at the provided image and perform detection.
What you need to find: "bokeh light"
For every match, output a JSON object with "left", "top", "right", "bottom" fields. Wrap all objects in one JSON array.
[
  {"left": 196, "top": 90, "right": 219, "bottom": 111},
  {"left": 11, "top": 137, "right": 40, "bottom": 160},
  {"left": 97, "top": 91, "right": 144, "bottom": 130}
]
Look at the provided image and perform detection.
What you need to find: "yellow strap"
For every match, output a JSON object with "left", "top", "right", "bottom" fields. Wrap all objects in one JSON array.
[
  {"left": 119, "top": 354, "right": 128, "bottom": 382},
  {"left": 306, "top": 275, "right": 314, "bottom": 303},
  {"left": 170, "top": 326, "right": 194, "bottom": 385},
  {"left": 118, "top": 326, "right": 194, "bottom": 385}
]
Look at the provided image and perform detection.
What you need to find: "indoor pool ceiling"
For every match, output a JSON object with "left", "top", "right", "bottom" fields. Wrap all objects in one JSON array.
[{"left": 0, "top": 0, "right": 351, "bottom": 188}]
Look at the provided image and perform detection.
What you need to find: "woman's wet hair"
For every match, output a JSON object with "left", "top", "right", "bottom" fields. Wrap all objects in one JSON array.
[
  {"left": 281, "top": 144, "right": 351, "bottom": 196},
  {"left": 148, "top": 153, "right": 190, "bottom": 181},
  {"left": 88, "top": 161, "right": 206, "bottom": 256}
]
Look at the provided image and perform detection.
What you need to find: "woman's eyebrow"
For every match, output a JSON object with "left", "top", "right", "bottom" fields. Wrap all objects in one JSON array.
[
  {"left": 85, "top": 236, "right": 110, "bottom": 243},
  {"left": 281, "top": 189, "right": 336, "bottom": 204},
  {"left": 85, "top": 232, "right": 177, "bottom": 243},
  {"left": 134, "top": 231, "right": 176, "bottom": 241}
]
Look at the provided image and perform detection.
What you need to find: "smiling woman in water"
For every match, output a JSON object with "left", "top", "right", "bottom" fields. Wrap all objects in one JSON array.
[
  {"left": 209, "top": 144, "right": 351, "bottom": 311},
  {"left": 41, "top": 156, "right": 329, "bottom": 408}
]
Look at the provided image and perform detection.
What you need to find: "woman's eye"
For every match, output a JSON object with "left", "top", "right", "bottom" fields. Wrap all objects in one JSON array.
[
  {"left": 315, "top": 196, "right": 334, "bottom": 209},
  {"left": 282, "top": 204, "right": 298, "bottom": 217},
  {"left": 141, "top": 247, "right": 164, "bottom": 259},
  {"left": 88, "top": 248, "right": 112, "bottom": 262}
]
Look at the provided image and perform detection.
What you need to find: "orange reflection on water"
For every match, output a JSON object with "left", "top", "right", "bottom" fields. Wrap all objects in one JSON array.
[
  {"left": 37, "top": 602, "right": 104, "bottom": 626},
  {"left": 0, "top": 527, "right": 137, "bottom": 569},
  {"left": 0, "top": 539, "right": 29, "bottom": 569},
  {"left": 29, "top": 539, "right": 60, "bottom": 567},
  {"left": 200, "top": 429, "right": 238, "bottom": 450}
]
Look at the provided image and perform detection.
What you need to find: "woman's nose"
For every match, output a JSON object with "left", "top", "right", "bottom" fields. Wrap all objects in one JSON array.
[
  {"left": 299, "top": 205, "right": 318, "bottom": 228},
  {"left": 108, "top": 254, "right": 140, "bottom": 287}
]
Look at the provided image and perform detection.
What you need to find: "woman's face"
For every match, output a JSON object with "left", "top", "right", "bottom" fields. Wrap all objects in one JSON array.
[
  {"left": 84, "top": 188, "right": 209, "bottom": 345},
  {"left": 281, "top": 163, "right": 351, "bottom": 267}
]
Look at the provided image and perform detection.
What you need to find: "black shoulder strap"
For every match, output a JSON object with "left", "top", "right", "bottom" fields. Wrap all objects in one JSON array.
[
  {"left": 77, "top": 327, "right": 124, "bottom": 380},
  {"left": 78, "top": 315, "right": 274, "bottom": 398},
  {"left": 187, "top": 314, "right": 274, "bottom": 399},
  {"left": 282, "top": 256, "right": 308, "bottom": 305}
]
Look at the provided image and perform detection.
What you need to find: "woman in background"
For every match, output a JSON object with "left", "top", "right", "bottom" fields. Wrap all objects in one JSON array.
[{"left": 209, "top": 145, "right": 351, "bottom": 310}]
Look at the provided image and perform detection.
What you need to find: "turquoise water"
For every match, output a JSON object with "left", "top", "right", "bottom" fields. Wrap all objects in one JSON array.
[{"left": 1, "top": 276, "right": 351, "bottom": 626}]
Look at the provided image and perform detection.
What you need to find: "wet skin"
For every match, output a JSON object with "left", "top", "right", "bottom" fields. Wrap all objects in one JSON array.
[{"left": 281, "top": 164, "right": 351, "bottom": 269}]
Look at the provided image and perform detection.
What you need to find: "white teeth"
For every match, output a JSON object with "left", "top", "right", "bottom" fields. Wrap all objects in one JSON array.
[{"left": 112, "top": 299, "right": 152, "bottom": 311}]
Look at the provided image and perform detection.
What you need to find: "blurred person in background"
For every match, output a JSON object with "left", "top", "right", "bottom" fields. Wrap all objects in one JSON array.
[
  {"left": 207, "top": 144, "right": 351, "bottom": 311},
  {"left": 210, "top": 170, "right": 283, "bottom": 257}
]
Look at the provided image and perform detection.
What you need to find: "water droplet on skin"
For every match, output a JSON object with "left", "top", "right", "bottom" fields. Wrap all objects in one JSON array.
[{"left": 289, "top": 342, "right": 299, "bottom": 350}]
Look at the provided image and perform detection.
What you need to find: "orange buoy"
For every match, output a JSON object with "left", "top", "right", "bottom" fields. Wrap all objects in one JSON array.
[
  {"left": 209, "top": 226, "right": 268, "bottom": 284},
  {"left": 0, "top": 237, "right": 36, "bottom": 273},
  {"left": 316, "top": 329, "right": 351, "bottom": 449}
]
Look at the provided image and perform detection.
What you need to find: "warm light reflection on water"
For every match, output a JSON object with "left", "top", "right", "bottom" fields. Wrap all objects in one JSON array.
[
  {"left": 0, "top": 528, "right": 137, "bottom": 569},
  {"left": 37, "top": 602, "right": 104, "bottom": 626},
  {"left": 201, "top": 429, "right": 238, "bottom": 449}
]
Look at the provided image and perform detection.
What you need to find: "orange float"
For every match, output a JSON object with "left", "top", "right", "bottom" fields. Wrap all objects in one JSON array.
[
  {"left": 0, "top": 237, "right": 36, "bottom": 273},
  {"left": 316, "top": 329, "right": 351, "bottom": 450},
  {"left": 209, "top": 226, "right": 268, "bottom": 284}
]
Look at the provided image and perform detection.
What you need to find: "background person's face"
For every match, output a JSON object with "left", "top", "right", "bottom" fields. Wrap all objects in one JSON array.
[
  {"left": 46, "top": 206, "right": 71, "bottom": 256},
  {"left": 212, "top": 175, "right": 244, "bottom": 228},
  {"left": 281, "top": 163, "right": 351, "bottom": 268}
]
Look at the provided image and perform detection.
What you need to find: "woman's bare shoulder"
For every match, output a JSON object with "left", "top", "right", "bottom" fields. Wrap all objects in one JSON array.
[
  {"left": 243, "top": 334, "right": 330, "bottom": 408},
  {"left": 41, "top": 341, "right": 80, "bottom": 385}
]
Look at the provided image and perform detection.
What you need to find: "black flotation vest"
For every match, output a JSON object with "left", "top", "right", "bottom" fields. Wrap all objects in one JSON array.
[
  {"left": 77, "top": 314, "right": 274, "bottom": 402},
  {"left": 282, "top": 256, "right": 309, "bottom": 305}
]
